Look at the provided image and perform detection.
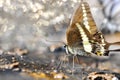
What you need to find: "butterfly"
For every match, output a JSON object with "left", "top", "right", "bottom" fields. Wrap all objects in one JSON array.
[{"left": 65, "top": 1, "right": 120, "bottom": 57}]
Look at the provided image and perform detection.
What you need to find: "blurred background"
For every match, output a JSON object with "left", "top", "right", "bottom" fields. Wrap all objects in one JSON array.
[
  {"left": 0, "top": 0, "right": 120, "bottom": 80},
  {"left": 0, "top": 0, "right": 120, "bottom": 53}
]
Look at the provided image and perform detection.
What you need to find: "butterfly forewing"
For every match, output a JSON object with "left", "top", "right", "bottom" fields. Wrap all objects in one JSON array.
[{"left": 70, "top": 2, "right": 97, "bottom": 35}]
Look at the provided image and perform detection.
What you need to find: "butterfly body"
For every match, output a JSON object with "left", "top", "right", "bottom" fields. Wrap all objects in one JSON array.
[{"left": 66, "top": 1, "right": 108, "bottom": 56}]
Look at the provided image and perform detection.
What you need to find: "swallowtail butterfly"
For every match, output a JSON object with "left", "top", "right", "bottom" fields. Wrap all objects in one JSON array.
[{"left": 65, "top": 1, "right": 120, "bottom": 57}]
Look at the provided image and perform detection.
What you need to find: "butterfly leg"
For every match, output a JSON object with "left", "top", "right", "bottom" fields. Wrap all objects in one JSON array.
[
  {"left": 56, "top": 54, "right": 69, "bottom": 71},
  {"left": 67, "top": 55, "right": 76, "bottom": 75},
  {"left": 71, "top": 55, "right": 81, "bottom": 75},
  {"left": 72, "top": 55, "right": 75, "bottom": 75}
]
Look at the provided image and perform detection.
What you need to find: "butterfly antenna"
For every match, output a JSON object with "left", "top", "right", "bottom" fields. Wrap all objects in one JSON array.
[{"left": 44, "top": 38, "right": 66, "bottom": 45}]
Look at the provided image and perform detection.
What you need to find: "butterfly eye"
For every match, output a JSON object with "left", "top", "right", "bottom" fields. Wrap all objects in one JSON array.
[
  {"left": 63, "top": 45, "right": 67, "bottom": 48},
  {"left": 63, "top": 45, "right": 67, "bottom": 51}
]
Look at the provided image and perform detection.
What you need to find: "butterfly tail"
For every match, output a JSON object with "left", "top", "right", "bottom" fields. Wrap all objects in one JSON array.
[
  {"left": 105, "top": 42, "right": 120, "bottom": 55},
  {"left": 105, "top": 41, "right": 120, "bottom": 49},
  {"left": 108, "top": 42, "right": 120, "bottom": 45}
]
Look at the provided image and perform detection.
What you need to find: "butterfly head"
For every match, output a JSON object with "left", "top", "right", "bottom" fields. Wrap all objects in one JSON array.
[
  {"left": 64, "top": 45, "right": 72, "bottom": 55},
  {"left": 64, "top": 45, "right": 79, "bottom": 55}
]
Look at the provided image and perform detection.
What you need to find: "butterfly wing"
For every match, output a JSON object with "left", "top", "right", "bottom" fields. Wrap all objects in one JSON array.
[
  {"left": 66, "top": 2, "right": 99, "bottom": 47},
  {"left": 66, "top": 1, "right": 107, "bottom": 55}
]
